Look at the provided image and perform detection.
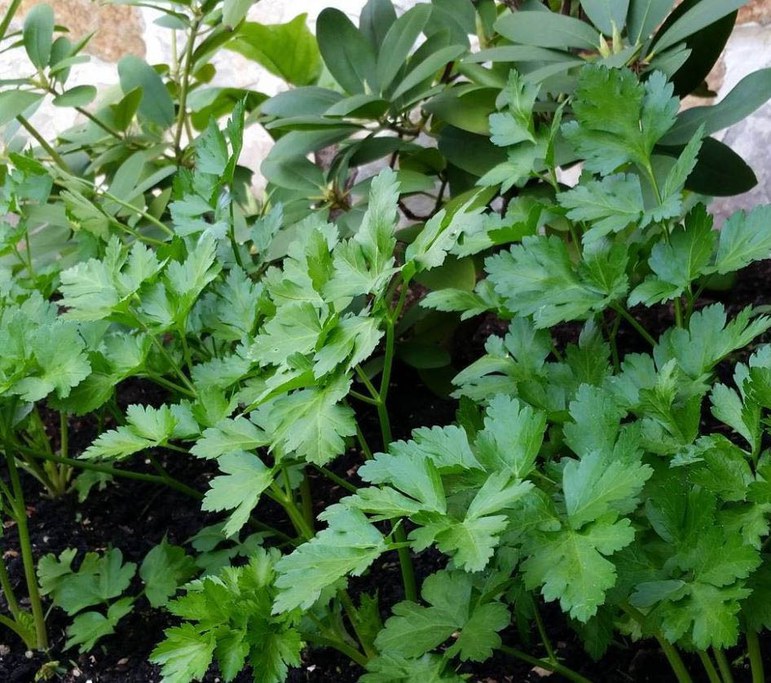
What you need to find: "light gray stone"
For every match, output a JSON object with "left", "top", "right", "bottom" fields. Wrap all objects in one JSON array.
[{"left": 709, "top": 24, "right": 771, "bottom": 223}]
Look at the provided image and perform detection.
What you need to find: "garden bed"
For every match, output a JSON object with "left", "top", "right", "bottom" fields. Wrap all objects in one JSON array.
[{"left": 4, "top": 260, "right": 771, "bottom": 682}]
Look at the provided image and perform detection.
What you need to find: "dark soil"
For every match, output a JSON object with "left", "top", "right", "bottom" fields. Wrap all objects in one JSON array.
[{"left": 3, "top": 261, "right": 771, "bottom": 682}]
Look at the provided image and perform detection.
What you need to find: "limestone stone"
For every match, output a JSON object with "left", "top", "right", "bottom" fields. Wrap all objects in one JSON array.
[
  {"left": 0, "top": 0, "right": 144, "bottom": 61},
  {"left": 707, "top": 24, "right": 771, "bottom": 223},
  {"left": 739, "top": 0, "right": 771, "bottom": 26}
]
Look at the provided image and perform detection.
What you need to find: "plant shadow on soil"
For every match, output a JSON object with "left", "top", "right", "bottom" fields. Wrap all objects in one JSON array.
[{"left": 3, "top": 260, "right": 771, "bottom": 682}]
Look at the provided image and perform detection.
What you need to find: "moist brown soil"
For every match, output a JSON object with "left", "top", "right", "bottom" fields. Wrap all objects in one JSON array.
[{"left": 2, "top": 261, "right": 771, "bottom": 682}]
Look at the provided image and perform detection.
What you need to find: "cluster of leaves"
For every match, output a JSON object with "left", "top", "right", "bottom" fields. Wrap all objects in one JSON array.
[
  {"left": 261, "top": 0, "right": 770, "bottom": 223},
  {"left": 146, "top": 61, "right": 771, "bottom": 683},
  {"left": 1, "top": 1, "right": 771, "bottom": 683}
]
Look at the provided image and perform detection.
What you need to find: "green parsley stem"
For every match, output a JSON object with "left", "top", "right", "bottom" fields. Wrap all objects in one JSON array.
[
  {"left": 59, "top": 411, "right": 69, "bottom": 461},
  {"left": 0, "top": 475, "right": 13, "bottom": 507},
  {"left": 674, "top": 298, "right": 684, "bottom": 328},
  {"left": 499, "top": 644, "right": 592, "bottom": 683},
  {"left": 608, "top": 313, "right": 621, "bottom": 372},
  {"left": 380, "top": 285, "right": 408, "bottom": 404},
  {"left": 747, "top": 630, "right": 765, "bottom": 683},
  {"left": 173, "top": 16, "right": 202, "bottom": 157},
  {"left": 300, "top": 472, "right": 315, "bottom": 533},
  {"left": 381, "top": 285, "right": 418, "bottom": 602},
  {"left": 621, "top": 602, "right": 692, "bottom": 683},
  {"left": 314, "top": 464, "right": 358, "bottom": 494},
  {"left": 15, "top": 451, "right": 51, "bottom": 493},
  {"left": 55, "top": 173, "right": 175, "bottom": 238},
  {"left": 269, "top": 483, "right": 313, "bottom": 541},
  {"left": 350, "top": 389, "right": 379, "bottom": 406},
  {"left": 300, "top": 631, "right": 368, "bottom": 668},
  {"left": 644, "top": 162, "right": 664, "bottom": 207},
  {"left": 713, "top": 648, "right": 734, "bottom": 683},
  {"left": 16, "top": 445, "right": 202, "bottom": 500},
  {"left": 0, "top": 0, "right": 23, "bottom": 42},
  {"left": 698, "top": 650, "right": 721, "bottom": 683},
  {"left": 356, "top": 424, "right": 374, "bottom": 461},
  {"left": 0, "top": 613, "right": 34, "bottom": 650},
  {"left": 354, "top": 365, "right": 382, "bottom": 404},
  {"left": 612, "top": 303, "right": 656, "bottom": 347},
  {"left": 15, "top": 115, "right": 69, "bottom": 171},
  {"left": 6, "top": 453, "right": 48, "bottom": 649},
  {"left": 533, "top": 602, "right": 557, "bottom": 663},
  {"left": 392, "top": 521, "right": 416, "bottom": 603},
  {"left": 0, "top": 554, "right": 22, "bottom": 620},
  {"left": 144, "top": 372, "right": 197, "bottom": 399},
  {"left": 177, "top": 324, "right": 194, "bottom": 371},
  {"left": 339, "top": 589, "right": 377, "bottom": 659},
  {"left": 105, "top": 215, "right": 168, "bottom": 247},
  {"left": 657, "top": 636, "right": 693, "bottom": 682},
  {"left": 23, "top": 230, "right": 35, "bottom": 278},
  {"left": 145, "top": 332, "right": 197, "bottom": 396}
]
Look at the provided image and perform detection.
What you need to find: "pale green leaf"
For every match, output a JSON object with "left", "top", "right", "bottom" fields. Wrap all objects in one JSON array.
[
  {"left": 202, "top": 452, "right": 274, "bottom": 537},
  {"left": 273, "top": 506, "right": 387, "bottom": 613}
]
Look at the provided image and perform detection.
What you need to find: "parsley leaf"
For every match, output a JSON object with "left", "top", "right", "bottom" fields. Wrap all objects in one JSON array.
[
  {"left": 630, "top": 205, "right": 716, "bottom": 306},
  {"left": 273, "top": 505, "right": 387, "bottom": 613},
  {"left": 558, "top": 174, "right": 646, "bottom": 246},
  {"left": 253, "top": 376, "right": 356, "bottom": 465},
  {"left": 714, "top": 204, "right": 771, "bottom": 274},
  {"left": 202, "top": 452, "right": 275, "bottom": 537},
  {"left": 153, "top": 549, "right": 301, "bottom": 683},
  {"left": 486, "top": 236, "right": 626, "bottom": 327},
  {"left": 374, "top": 571, "right": 509, "bottom": 662},
  {"left": 563, "top": 66, "right": 677, "bottom": 176}
]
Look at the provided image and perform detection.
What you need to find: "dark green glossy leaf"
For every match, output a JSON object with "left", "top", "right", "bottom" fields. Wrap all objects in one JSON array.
[
  {"left": 222, "top": 0, "right": 252, "bottom": 28},
  {"left": 652, "top": 0, "right": 745, "bottom": 53},
  {"left": 109, "top": 87, "right": 143, "bottom": 131},
  {"left": 465, "top": 45, "right": 579, "bottom": 64},
  {"left": 397, "top": 342, "right": 452, "bottom": 369},
  {"left": 360, "top": 0, "right": 398, "bottom": 50},
  {"left": 426, "top": 0, "right": 476, "bottom": 47},
  {"left": 627, "top": 0, "right": 673, "bottom": 45},
  {"left": 425, "top": 86, "right": 497, "bottom": 135},
  {"left": 117, "top": 55, "right": 174, "bottom": 129},
  {"left": 265, "top": 115, "right": 361, "bottom": 132},
  {"left": 317, "top": 8, "right": 377, "bottom": 94},
  {"left": 495, "top": 11, "right": 599, "bottom": 50},
  {"left": 49, "top": 35, "right": 72, "bottom": 71},
  {"left": 376, "top": 5, "right": 431, "bottom": 94},
  {"left": 391, "top": 44, "right": 466, "bottom": 101},
  {"left": 266, "top": 128, "right": 357, "bottom": 163},
  {"left": 23, "top": 3, "right": 54, "bottom": 69},
  {"left": 657, "top": 0, "right": 736, "bottom": 97},
  {"left": 645, "top": 44, "right": 691, "bottom": 79},
  {"left": 227, "top": 15, "right": 320, "bottom": 86},
  {"left": 189, "top": 87, "right": 265, "bottom": 132},
  {"left": 0, "top": 90, "right": 43, "bottom": 126},
  {"left": 325, "top": 94, "right": 389, "bottom": 118},
  {"left": 395, "top": 169, "right": 436, "bottom": 194},
  {"left": 417, "top": 255, "right": 477, "bottom": 292},
  {"left": 262, "top": 156, "right": 325, "bottom": 193},
  {"left": 348, "top": 136, "right": 408, "bottom": 166},
  {"left": 667, "top": 137, "right": 757, "bottom": 197},
  {"left": 261, "top": 87, "right": 343, "bottom": 118},
  {"left": 662, "top": 68, "right": 771, "bottom": 145},
  {"left": 52, "top": 85, "right": 97, "bottom": 108},
  {"left": 437, "top": 126, "right": 506, "bottom": 177},
  {"left": 580, "top": 0, "right": 629, "bottom": 35}
]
